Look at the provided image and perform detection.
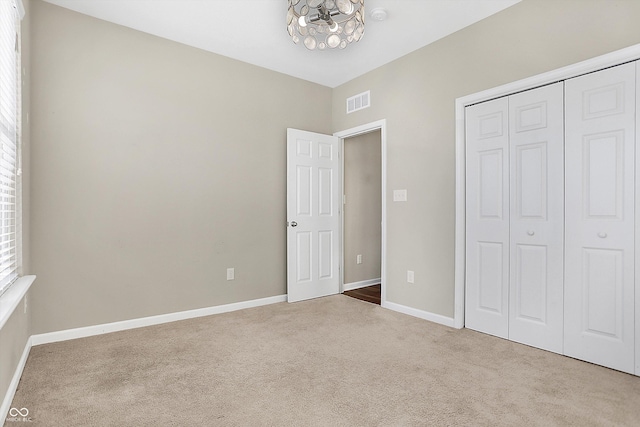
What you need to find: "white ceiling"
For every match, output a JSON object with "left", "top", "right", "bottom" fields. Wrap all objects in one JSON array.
[{"left": 42, "top": 0, "right": 521, "bottom": 88}]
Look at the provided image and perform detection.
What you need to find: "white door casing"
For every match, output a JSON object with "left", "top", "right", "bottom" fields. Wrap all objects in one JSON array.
[
  {"left": 465, "top": 97, "right": 510, "bottom": 338},
  {"left": 564, "top": 62, "right": 636, "bottom": 374},
  {"left": 286, "top": 129, "right": 341, "bottom": 303},
  {"left": 334, "top": 119, "right": 388, "bottom": 307},
  {"left": 508, "top": 83, "right": 564, "bottom": 353}
]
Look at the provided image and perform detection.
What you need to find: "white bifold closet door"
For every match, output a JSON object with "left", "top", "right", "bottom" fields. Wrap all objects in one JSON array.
[
  {"left": 466, "top": 97, "right": 510, "bottom": 339},
  {"left": 466, "top": 84, "right": 564, "bottom": 350},
  {"left": 564, "top": 62, "right": 636, "bottom": 374},
  {"left": 508, "top": 83, "right": 564, "bottom": 353}
]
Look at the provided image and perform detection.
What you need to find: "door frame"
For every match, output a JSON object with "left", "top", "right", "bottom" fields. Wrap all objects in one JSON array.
[
  {"left": 454, "top": 43, "right": 640, "bottom": 355},
  {"left": 334, "top": 119, "right": 387, "bottom": 306}
]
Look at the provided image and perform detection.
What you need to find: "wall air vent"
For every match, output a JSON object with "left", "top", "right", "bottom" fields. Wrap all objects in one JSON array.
[{"left": 346, "top": 90, "right": 370, "bottom": 114}]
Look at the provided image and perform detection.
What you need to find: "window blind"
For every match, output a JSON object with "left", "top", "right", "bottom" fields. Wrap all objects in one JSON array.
[{"left": 0, "top": 0, "right": 20, "bottom": 296}]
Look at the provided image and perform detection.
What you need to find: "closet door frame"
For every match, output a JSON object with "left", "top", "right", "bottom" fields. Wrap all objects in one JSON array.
[{"left": 454, "top": 44, "right": 640, "bottom": 376}]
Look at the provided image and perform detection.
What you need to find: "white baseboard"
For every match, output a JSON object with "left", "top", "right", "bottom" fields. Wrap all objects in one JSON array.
[
  {"left": 1, "top": 336, "right": 32, "bottom": 422},
  {"left": 382, "top": 301, "right": 455, "bottom": 328},
  {"left": 3, "top": 294, "right": 286, "bottom": 417},
  {"left": 31, "top": 294, "right": 287, "bottom": 346},
  {"left": 343, "top": 278, "right": 381, "bottom": 292}
]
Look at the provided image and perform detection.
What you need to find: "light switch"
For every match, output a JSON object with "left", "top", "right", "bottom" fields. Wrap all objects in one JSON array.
[
  {"left": 393, "top": 189, "right": 407, "bottom": 202},
  {"left": 407, "top": 270, "right": 415, "bottom": 284},
  {"left": 227, "top": 268, "right": 235, "bottom": 280}
]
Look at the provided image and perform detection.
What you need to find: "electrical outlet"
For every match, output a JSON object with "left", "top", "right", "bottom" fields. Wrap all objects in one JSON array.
[
  {"left": 356, "top": 254, "right": 362, "bottom": 264},
  {"left": 226, "top": 268, "right": 235, "bottom": 280},
  {"left": 407, "top": 270, "right": 415, "bottom": 284},
  {"left": 393, "top": 189, "right": 408, "bottom": 202}
]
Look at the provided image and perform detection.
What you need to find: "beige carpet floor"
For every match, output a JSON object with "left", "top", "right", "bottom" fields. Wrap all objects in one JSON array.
[{"left": 5, "top": 295, "right": 640, "bottom": 426}]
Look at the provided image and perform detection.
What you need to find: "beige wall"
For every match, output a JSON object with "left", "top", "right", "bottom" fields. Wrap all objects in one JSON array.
[
  {"left": 29, "top": 0, "right": 332, "bottom": 334},
  {"left": 1, "top": 0, "right": 32, "bottom": 407},
  {"left": 332, "top": 0, "right": 640, "bottom": 317},
  {"left": 24, "top": 0, "right": 640, "bottom": 335},
  {"left": 343, "top": 131, "right": 381, "bottom": 285}
]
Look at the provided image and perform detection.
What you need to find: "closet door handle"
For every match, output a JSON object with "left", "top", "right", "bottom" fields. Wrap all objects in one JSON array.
[
  {"left": 527, "top": 230, "right": 535, "bottom": 236},
  {"left": 598, "top": 232, "right": 607, "bottom": 238}
]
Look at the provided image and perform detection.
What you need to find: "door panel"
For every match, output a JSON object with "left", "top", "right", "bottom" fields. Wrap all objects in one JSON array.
[
  {"left": 565, "top": 62, "right": 635, "bottom": 374},
  {"left": 479, "top": 149, "right": 505, "bottom": 218},
  {"left": 318, "top": 230, "right": 333, "bottom": 279},
  {"left": 318, "top": 167, "right": 333, "bottom": 215},
  {"left": 477, "top": 241, "right": 505, "bottom": 313},
  {"left": 508, "top": 82, "right": 564, "bottom": 353},
  {"left": 296, "top": 166, "right": 312, "bottom": 215},
  {"left": 515, "top": 244, "right": 547, "bottom": 322},
  {"left": 583, "top": 132, "right": 623, "bottom": 218},
  {"left": 287, "top": 129, "right": 340, "bottom": 302},
  {"left": 582, "top": 248, "right": 623, "bottom": 338},
  {"left": 296, "top": 232, "right": 312, "bottom": 282},
  {"left": 516, "top": 143, "right": 546, "bottom": 219},
  {"left": 466, "top": 97, "right": 510, "bottom": 338}
]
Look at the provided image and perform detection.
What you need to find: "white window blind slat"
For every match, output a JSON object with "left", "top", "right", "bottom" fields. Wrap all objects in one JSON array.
[
  {"left": 0, "top": 250, "right": 16, "bottom": 260},
  {"left": 0, "top": 176, "right": 16, "bottom": 187},
  {"left": 0, "top": 259, "right": 17, "bottom": 273},
  {"left": 0, "top": 245, "right": 16, "bottom": 257},
  {"left": 0, "top": 253, "right": 17, "bottom": 266},
  {"left": 0, "top": 253, "right": 17, "bottom": 265},
  {"left": 0, "top": 157, "right": 16, "bottom": 172},
  {"left": 0, "top": 272, "right": 18, "bottom": 291},
  {"left": 0, "top": 230, "right": 15, "bottom": 239},
  {"left": 0, "top": 0, "right": 20, "bottom": 297},
  {"left": 0, "top": 251, "right": 16, "bottom": 261}
]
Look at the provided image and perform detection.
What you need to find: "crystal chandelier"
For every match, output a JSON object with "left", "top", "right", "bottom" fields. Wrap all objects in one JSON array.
[{"left": 287, "top": 0, "right": 365, "bottom": 51}]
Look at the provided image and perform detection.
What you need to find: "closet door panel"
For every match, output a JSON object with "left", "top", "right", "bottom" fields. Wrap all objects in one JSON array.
[
  {"left": 466, "top": 97, "right": 510, "bottom": 338},
  {"left": 508, "top": 82, "right": 564, "bottom": 353},
  {"left": 565, "top": 62, "right": 635, "bottom": 374}
]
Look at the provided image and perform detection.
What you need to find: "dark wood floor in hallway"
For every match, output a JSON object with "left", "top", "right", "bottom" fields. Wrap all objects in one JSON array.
[{"left": 343, "top": 284, "right": 381, "bottom": 305}]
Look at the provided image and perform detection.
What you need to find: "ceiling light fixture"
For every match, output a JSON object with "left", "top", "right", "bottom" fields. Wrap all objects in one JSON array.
[{"left": 287, "top": 0, "right": 365, "bottom": 51}]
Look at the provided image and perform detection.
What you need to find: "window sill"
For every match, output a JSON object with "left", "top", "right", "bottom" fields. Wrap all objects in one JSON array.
[{"left": 0, "top": 275, "right": 35, "bottom": 331}]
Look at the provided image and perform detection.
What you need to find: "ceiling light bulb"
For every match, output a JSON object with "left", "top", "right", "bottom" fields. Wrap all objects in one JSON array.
[
  {"left": 298, "top": 15, "right": 307, "bottom": 27},
  {"left": 329, "top": 21, "right": 339, "bottom": 32}
]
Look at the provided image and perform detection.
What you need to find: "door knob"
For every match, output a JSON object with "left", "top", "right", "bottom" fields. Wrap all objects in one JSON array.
[
  {"left": 290, "top": 221, "right": 298, "bottom": 227},
  {"left": 598, "top": 232, "right": 607, "bottom": 238},
  {"left": 527, "top": 230, "right": 535, "bottom": 236}
]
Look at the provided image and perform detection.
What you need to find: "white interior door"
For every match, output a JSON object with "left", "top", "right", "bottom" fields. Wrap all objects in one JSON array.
[
  {"left": 564, "top": 62, "right": 636, "bottom": 374},
  {"left": 287, "top": 128, "right": 341, "bottom": 303},
  {"left": 508, "top": 83, "right": 564, "bottom": 353},
  {"left": 465, "top": 97, "right": 510, "bottom": 338}
]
